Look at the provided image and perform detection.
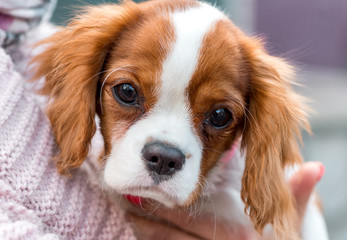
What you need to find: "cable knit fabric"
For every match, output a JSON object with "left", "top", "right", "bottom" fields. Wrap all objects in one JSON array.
[
  {"left": 0, "top": 48, "right": 136, "bottom": 240},
  {"left": 0, "top": 0, "right": 56, "bottom": 48}
]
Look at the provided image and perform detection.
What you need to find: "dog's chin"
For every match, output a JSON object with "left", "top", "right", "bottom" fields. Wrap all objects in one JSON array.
[{"left": 119, "top": 186, "right": 180, "bottom": 208}]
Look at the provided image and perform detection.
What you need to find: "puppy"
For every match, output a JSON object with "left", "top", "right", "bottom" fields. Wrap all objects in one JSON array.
[{"left": 32, "top": 0, "right": 328, "bottom": 239}]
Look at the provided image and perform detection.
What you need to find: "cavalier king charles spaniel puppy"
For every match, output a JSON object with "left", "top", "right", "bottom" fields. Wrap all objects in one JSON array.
[{"left": 33, "top": 0, "right": 328, "bottom": 239}]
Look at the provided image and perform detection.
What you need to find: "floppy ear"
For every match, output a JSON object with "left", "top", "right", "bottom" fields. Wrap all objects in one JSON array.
[
  {"left": 240, "top": 38, "right": 310, "bottom": 238},
  {"left": 32, "top": 3, "right": 139, "bottom": 174}
]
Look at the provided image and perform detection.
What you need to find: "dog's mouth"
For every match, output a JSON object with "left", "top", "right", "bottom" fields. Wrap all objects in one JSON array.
[{"left": 124, "top": 194, "right": 144, "bottom": 206}]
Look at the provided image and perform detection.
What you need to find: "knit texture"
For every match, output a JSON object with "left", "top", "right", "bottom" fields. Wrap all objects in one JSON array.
[{"left": 0, "top": 48, "right": 136, "bottom": 240}]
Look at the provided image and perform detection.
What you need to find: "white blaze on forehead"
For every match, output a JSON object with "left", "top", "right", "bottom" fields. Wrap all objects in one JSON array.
[
  {"left": 159, "top": 3, "right": 226, "bottom": 109},
  {"left": 143, "top": 4, "right": 226, "bottom": 203}
]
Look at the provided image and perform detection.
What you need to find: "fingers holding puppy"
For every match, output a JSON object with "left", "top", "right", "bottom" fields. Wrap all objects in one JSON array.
[{"left": 126, "top": 212, "right": 202, "bottom": 240}]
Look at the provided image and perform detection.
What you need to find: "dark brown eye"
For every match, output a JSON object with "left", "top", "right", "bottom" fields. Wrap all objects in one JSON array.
[
  {"left": 207, "top": 108, "right": 233, "bottom": 129},
  {"left": 112, "top": 83, "right": 138, "bottom": 105}
]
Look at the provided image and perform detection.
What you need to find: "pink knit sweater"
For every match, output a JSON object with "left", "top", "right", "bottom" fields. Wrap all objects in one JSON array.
[{"left": 0, "top": 48, "right": 136, "bottom": 239}]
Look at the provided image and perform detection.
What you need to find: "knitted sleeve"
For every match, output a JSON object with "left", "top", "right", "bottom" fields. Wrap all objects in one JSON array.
[
  {"left": 0, "top": 181, "right": 59, "bottom": 240},
  {"left": 0, "top": 48, "right": 136, "bottom": 240}
]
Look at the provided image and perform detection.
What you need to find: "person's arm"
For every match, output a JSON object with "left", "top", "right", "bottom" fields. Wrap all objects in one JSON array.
[
  {"left": 0, "top": 48, "right": 136, "bottom": 240},
  {"left": 0, "top": 181, "right": 60, "bottom": 240}
]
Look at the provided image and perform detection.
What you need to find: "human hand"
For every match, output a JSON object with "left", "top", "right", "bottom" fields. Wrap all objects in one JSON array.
[
  {"left": 289, "top": 161, "right": 325, "bottom": 228},
  {"left": 127, "top": 162, "right": 325, "bottom": 240}
]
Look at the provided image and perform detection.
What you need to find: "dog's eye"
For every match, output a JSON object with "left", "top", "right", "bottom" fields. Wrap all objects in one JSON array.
[
  {"left": 207, "top": 108, "right": 233, "bottom": 129},
  {"left": 112, "top": 83, "right": 138, "bottom": 105}
]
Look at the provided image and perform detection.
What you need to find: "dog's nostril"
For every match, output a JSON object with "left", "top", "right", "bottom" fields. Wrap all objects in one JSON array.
[
  {"left": 168, "top": 161, "right": 175, "bottom": 168},
  {"left": 150, "top": 156, "right": 158, "bottom": 163}
]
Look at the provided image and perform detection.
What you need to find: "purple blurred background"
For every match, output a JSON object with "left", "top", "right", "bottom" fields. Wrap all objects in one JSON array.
[{"left": 256, "top": 0, "right": 347, "bottom": 69}]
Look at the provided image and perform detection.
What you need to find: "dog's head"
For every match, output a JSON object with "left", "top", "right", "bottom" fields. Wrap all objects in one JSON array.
[{"left": 33, "top": 0, "right": 309, "bottom": 236}]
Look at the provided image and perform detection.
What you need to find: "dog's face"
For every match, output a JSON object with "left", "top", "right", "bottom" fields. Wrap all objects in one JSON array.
[
  {"left": 98, "top": 3, "right": 248, "bottom": 207},
  {"left": 34, "top": 0, "right": 308, "bottom": 236}
]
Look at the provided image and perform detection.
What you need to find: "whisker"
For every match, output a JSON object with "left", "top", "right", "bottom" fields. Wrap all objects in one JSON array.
[
  {"left": 200, "top": 175, "right": 217, "bottom": 240},
  {"left": 209, "top": 193, "right": 217, "bottom": 240},
  {"left": 203, "top": 147, "right": 224, "bottom": 155},
  {"left": 226, "top": 94, "right": 255, "bottom": 137}
]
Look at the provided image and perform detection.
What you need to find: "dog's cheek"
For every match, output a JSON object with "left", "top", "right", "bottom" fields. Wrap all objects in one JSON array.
[
  {"left": 181, "top": 133, "right": 238, "bottom": 207},
  {"left": 182, "top": 180, "right": 204, "bottom": 207},
  {"left": 98, "top": 114, "right": 134, "bottom": 157}
]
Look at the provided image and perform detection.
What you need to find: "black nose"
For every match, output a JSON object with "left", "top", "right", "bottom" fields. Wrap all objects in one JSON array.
[{"left": 142, "top": 141, "right": 185, "bottom": 177}]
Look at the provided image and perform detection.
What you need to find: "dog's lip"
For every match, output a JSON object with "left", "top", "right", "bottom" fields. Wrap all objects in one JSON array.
[{"left": 121, "top": 186, "right": 168, "bottom": 195}]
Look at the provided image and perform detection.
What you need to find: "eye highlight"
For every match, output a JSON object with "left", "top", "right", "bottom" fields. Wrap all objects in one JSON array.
[
  {"left": 207, "top": 108, "right": 233, "bottom": 129},
  {"left": 112, "top": 83, "right": 138, "bottom": 105}
]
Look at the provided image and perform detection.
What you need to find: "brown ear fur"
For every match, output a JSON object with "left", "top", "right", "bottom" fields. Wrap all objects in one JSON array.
[
  {"left": 32, "top": 3, "right": 139, "bottom": 174},
  {"left": 240, "top": 38, "right": 310, "bottom": 238}
]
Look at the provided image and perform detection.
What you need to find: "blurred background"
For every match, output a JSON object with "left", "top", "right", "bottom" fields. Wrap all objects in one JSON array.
[{"left": 52, "top": 0, "right": 347, "bottom": 239}]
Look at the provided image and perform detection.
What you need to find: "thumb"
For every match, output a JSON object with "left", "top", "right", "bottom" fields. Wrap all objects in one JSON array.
[{"left": 289, "top": 161, "right": 325, "bottom": 220}]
